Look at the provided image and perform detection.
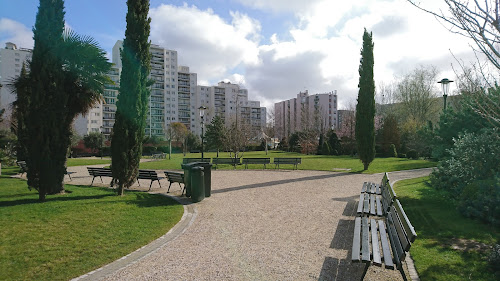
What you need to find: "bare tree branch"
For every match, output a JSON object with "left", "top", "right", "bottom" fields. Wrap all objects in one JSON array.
[{"left": 407, "top": 0, "right": 500, "bottom": 69}]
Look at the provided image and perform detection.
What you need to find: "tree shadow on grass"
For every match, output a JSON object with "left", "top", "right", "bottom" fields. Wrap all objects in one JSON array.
[
  {"left": 212, "top": 172, "right": 351, "bottom": 194},
  {"left": 0, "top": 194, "right": 115, "bottom": 207}
]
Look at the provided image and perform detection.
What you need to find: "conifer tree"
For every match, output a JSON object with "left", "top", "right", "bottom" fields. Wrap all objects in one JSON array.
[
  {"left": 111, "top": 0, "right": 152, "bottom": 195},
  {"left": 355, "top": 29, "right": 376, "bottom": 170},
  {"left": 18, "top": 0, "right": 110, "bottom": 201}
]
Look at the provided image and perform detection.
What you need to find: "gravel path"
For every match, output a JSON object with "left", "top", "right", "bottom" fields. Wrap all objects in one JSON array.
[{"left": 61, "top": 167, "right": 431, "bottom": 281}]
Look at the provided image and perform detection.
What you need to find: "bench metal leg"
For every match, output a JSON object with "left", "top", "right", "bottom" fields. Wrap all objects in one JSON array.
[
  {"left": 91, "top": 177, "right": 95, "bottom": 186},
  {"left": 361, "top": 262, "right": 370, "bottom": 280},
  {"left": 398, "top": 264, "right": 408, "bottom": 281},
  {"left": 100, "top": 176, "right": 103, "bottom": 183},
  {"left": 167, "top": 182, "right": 173, "bottom": 193},
  {"left": 148, "top": 180, "right": 153, "bottom": 191}
]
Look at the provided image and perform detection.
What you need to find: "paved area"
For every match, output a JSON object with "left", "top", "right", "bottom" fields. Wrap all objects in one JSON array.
[{"left": 61, "top": 166, "right": 432, "bottom": 281}]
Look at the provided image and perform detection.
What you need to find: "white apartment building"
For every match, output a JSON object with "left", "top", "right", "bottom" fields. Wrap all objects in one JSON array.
[
  {"left": 274, "top": 90, "right": 338, "bottom": 139},
  {"left": 0, "top": 42, "right": 32, "bottom": 129},
  {"left": 194, "top": 81, "right": 267, "bottom": 139},
  {"left": 81, "top": 41, "right": 267, "bottom": 141}
]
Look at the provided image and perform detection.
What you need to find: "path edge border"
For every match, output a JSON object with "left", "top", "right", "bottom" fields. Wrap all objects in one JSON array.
[{"left": 72, "top": 194, "right": 197, "bottom": 281}]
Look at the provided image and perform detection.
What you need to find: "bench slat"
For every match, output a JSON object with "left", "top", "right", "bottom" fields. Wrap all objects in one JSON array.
[
  {"left": 357, "top": 194, "right": 364, "bottom": 214},
  {"left": 361, "top": 217, "right": 370, "bottom": 262},
  {"left": 394, "top": 200, "right": 417, "bottom": 243},
  {"left": 363, "top": 194, "right": 370, "bottom": 214},
  {"left": 387, "top": 212, "right": 406, "bottom": 266},
  {"left": 371, "top": 218, "right": 382, "bottom": 266},
  {"left": 391, "top": 206, "right": 411, "bottom": 253},
  {"left": 376, "top": 195, "right": 383, "bottom": 216},
  {"left": 378, "top": 220, "right": 394, "bottom": 269},
  {"left": 361, "top": 182, "right": 367, "bottom": 193},
  {"left": 370, "top": 194, "right": 376, "bottom": 215},
  {"left": 352, "top": 217, "right": 362, "bottom": 262}
]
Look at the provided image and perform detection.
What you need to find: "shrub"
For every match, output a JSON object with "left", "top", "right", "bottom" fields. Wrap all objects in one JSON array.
[
  {"left": 406, "top": 150, "right": 418, "bottom": 159},
  {"left": 458, "top": 178, "right": 500, "bottom": 226},
  {"left": 430, "top": 129, "right": 500, "bottom": 194},
  {"left": 390, "top": 143, "right": 398, "bottom": 158},
  {"left": 488, "top": 244, "right": 500, "bottom": 276}
]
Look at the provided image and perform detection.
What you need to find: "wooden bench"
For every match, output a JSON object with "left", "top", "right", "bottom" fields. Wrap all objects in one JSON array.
[
  {"left": 273, "top": 157, "right": 301, "bottom": 170},
  {"left": 212, "top": 158, "right": 240, "bottom": 169},
  {"left": 87, "top": 167, "right": 113, "bottom": 186},
  {"left": 152, "top": 153, "right": 166, "bottom": 160},
  {"left": 17, "top": 161, "right": 27, "bottom": 176},
  {"left": 18, "top": 160, "right": 75, "bottom": 180},
  {"left": 137, "top": 170, "right": 164, "bottom": 191},
  {"left": 164, "top": 171, "right": 185, "bottom": 194},
  {"left": 242, "top": 158, "right": 271, "bottom": 169},
  {"left": 352, "top": 174, "right": 417, "bottom": 281},
  {"left": 357, "top": 173, "right": 395, "bottom": 217},
  {"left": 182, "top": 158, "right": 211, "bottom": 164}
]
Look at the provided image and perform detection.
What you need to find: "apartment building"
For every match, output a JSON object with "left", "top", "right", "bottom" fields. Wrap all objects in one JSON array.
[
  {"left": 194, "top": 81, "right": 266, "bottom": 139},
  {"left": 274, "top": 90, "right": 338, "bottom": 139},
  {"left": 0, "top": 42, "right": 32, "bottom": 129}
]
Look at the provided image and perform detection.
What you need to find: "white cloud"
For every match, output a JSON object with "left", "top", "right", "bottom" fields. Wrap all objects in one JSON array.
[
  {"left": 0, "top": 18, "right": 33, "bottom": 49},
  {"left": 149, "top": 4, "right": 261, "bottom": 81}
]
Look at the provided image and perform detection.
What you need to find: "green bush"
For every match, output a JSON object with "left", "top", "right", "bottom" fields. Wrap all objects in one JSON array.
[
  {"left": 458, "top": 178, "right": 500, "bottom": 226},
  {"left": 430, "top": 130, "right": 500, "bottom": 194},
  {"left": 390, "top": 143, "right": 398, "bottom": 158},
  {"left": 406, "top": 150, "right": 418, "bottom": 159},
  {"left": 488, "top": 244, "right": 500, "bottom": 277}
]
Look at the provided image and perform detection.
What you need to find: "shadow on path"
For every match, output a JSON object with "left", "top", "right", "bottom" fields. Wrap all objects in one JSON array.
[
  {"left": 318, "top": 197, "right": 366, "bottom": 280},
  {"left": 212, "top": 172, "right": 351, "bottom": 194}
]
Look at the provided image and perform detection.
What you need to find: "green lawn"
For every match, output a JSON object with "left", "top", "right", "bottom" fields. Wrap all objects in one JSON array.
[
  {"left": 0, "top": 169, "right": 184, "bottom": 281},
  {"left": 66, "top": 157, "right": 111, "bottom": 167},
  {"left": 395, "top": 177, "right": 500, "bottom": 281},
  {"left": 140, "top": 151, "right": 436, "bottom": 173}
]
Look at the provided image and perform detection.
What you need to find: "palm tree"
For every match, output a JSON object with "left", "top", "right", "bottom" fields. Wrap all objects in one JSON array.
[{"left": 13, "top": 28, "right": 111, "bottom": 201}]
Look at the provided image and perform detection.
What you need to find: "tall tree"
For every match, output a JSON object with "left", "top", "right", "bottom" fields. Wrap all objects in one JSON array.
[
  {"left": 111, "top": 0, "right": 152, "bottom": 196},
  {"left": 12, "top": 64, "right": 30, "bottom": 161},
  {"left": 355, "top": 29, "right": 376, "bottom": 170},
  {"left": 205, "top": 115, "right": 226, "bottom": 157},
  {"left": 170, "top": 122, "right": 188, "bottom": 155},
  {"left": 20, "top": 0, "right": 110, "bottom": 201},
  {"left": 83, "top": 132, "right": 104, "bottom": 155}
]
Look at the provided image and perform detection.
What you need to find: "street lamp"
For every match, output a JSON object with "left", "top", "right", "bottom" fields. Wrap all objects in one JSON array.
[
  {"left": 438, "top": 78, "right": 454, "bottom": 111},
  {"left": 199, "top": 106, "right": 207, "bottom": 160}
]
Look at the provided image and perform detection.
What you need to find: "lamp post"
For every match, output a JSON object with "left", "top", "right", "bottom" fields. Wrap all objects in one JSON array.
[
  {"left": 199, "top": 106, "right": 207, "bottom": 160},
  {"left": 437, "top": 78, "right": 454, "bottom": 111}
]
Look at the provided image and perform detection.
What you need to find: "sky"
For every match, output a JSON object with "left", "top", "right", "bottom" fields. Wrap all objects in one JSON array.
[{"left": 0, "top": 0, "right": 477, "bottom": 109}]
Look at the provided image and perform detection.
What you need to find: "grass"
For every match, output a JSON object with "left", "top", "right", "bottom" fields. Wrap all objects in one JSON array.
[
  {"left": 66, "top": 157, "right": 111, "bottom": 167},
  {"left": 140, "top": 151, "right": 437, "bottom": 173},
  {"left": 0, "top": 168, "right": 184, "bottom": 281},
  {"left": 395, "top": 177, "right": 500, "bottom": 281}
]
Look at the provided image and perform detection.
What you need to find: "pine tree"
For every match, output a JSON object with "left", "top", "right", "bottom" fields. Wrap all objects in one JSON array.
[
  {"left": 355, "top": 29, "right": 376, "bottom": 170},
  {"left": 111, "top": 0, "right": 152, "bottom": 195},
  {"left": 205, "top": 115, "right": 226, "bottom": 157}
]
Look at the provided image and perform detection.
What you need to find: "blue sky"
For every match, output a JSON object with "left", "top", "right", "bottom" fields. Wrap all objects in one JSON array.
[{"left": 1, "top": 0, "right": 475, "bottom": 109}]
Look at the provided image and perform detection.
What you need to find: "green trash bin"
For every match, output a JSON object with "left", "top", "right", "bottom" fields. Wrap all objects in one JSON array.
[
  {"left": 192, "top": 162, "right": 212, "bottom": 197},
  {"left": 190, "top": 166, "right": 205, "bottom": 203},
  {"left": 181, "top": 162, "right": 196, "bottom": 197}
]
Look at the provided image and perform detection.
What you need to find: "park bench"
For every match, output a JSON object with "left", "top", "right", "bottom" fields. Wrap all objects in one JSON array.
[
  {"left": 152, "top": 153, "right": 166, "bottom": 160},
  {"left": 182, "top": 158, "right": 211, "bottom": 164},
  {"left": 164, "top": 171, "right": 185, "bottom": 194},
  {"left": 87, "top": 167, "right": 113, "bottom": 186},
  {"left": 212, "top": 157, "right": 240, "bottom": 169},
  {"left": 357, "top": 173, "right": 395, "bottom": 217},
  {"left": 137, "top": 170, "right": 164, "bottom": 191},
  {"left": 242, "top": 158, "right": 271, "bottom": 169},
  {"left": 17, "top": 160, "right": 75, "bottom": 180},
  {"left": 352, "top": 173, "right": 417, "bottom": 281},
  {"left": 273, "top": 157, "right": 301, "bottom": 170}
]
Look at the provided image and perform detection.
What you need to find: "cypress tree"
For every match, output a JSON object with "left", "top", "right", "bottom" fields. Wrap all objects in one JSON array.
[
  {"left": 355, "top": 29, "right": 376, "bottom": 170},
  {"left": 27, "top": 0, "right": 66, "bottom": 201},
  {"left": 19, "top": 0, "right": 110, "bottom": 201},
  {"left": 111, "top": 0, "right": 152, "bottom": 195}
]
